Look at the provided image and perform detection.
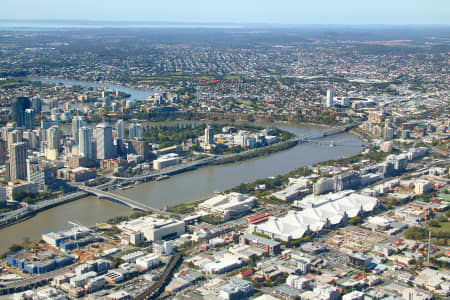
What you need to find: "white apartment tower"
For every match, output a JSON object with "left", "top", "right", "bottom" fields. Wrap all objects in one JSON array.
[
  {"left": 205, "top": 125, "right": 214, "bottom": 145},
  {"left": 129, "top": 122, "right": 143, "bottom": 139},
  {"left": 96, "top": 123, "right": 113, "bottom": 159},
  {"left": 79, "top": 126, "right": 94, "bottom": 159},
  {"left": 326, "top": 89, "right": 334, "bottom": 107},
  {"left": 47, "top": 126, "right": 60, "bottom": 151},
  {"left": 116, "top": 119, "right": 125, "bottom": 141},
  {"left": 72, "top": 116, "right": 86, "bottom": 145}
]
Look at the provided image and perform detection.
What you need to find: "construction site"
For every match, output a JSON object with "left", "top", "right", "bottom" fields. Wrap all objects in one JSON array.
[
  {"left": 324, "top": 226, "right": 386, "bottom": 253},
  {"left": 2, "top": 221, "right": 123, "bottom": 279}
]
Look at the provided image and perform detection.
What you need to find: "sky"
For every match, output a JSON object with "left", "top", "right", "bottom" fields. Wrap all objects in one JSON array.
[{"left": 1, "top": 0, "right": 449, "bottom": 25}]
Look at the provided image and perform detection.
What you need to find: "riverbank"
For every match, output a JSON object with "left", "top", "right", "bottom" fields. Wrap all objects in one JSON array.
[
  {"left": 166, "top": 137, "right": 364, "bottom": 214},
  {"left": 0, "top": 124, "right": 345, "bottom": 230},
  {"left": 0, "top": 192, "right": 88, "bottom": 230},
  {"left": 214, "top": 140, "right": 298, "bottom": 165},
  {"left": 0, "top": 125, "right": 362, "bottom": 251},
  {"left": 0, "top": 128, "right": 297, "bottom": 231},
  {"left": 349, "top": 128, "right": 370, "bottom": 143}
]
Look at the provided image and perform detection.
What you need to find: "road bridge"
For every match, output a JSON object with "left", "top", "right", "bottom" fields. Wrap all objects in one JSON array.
[
  {"left": 293, "top": 124, "right": 354, "bottom": 143},
  {"left": 76, "top": 185, "right": 171, "bottom": 215}
]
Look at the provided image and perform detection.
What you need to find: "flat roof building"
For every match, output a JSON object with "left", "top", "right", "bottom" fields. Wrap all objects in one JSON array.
[
  {"left": 153, "top": 153, "right": 181, "bottom": 170},
  {"left": 117, "top": 216, "right": 185, "bottom": 242},
  {"left": 240, "top": 233, "right": 281, "bottom": 255}
]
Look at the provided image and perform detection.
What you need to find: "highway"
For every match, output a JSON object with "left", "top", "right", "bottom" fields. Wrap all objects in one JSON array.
[
  {"left": 0, "top": 263, "right": 76, "bottom": 295},
  {"left": 0, "top": 192, "right": 88, "bottom": 227}
]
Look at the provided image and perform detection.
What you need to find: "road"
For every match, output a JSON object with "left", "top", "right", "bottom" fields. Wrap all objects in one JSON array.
[
  {"left": 0, "top": 264, "right": 75, "bottom": 295},
  {"left": 0, "top": 192, "right": 88, "bottom": 227}
]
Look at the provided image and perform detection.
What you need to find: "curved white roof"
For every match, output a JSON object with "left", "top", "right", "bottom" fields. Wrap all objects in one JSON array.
[{"left": 254, "top": 191, "right": 378, "bottom": 241}]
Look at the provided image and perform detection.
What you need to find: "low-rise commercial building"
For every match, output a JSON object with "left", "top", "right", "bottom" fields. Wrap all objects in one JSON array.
[
  {"left": 135, "top": 254, "right": 160, "bottom": 270},
  {"left": 153, "top": 153, "right": 181, "bottom": 170},
  {"left": 42, "top": 226, "right": 92, "bottom": 249},
  {"left": 99, "top": 158, "right": 128, "bottom": 170},
  {"left": 7, "top": 180, "right": 38, "bottom": 201},
  {"left": 199, "top": 192, "right": 255, "bottom": 221},
  {"left": 240, "top": 233, "right": 281, "bottom": 255},
  {"left": 415, "top": 179, "right": 433, "bottom": 195},
  {"left": 218, "top": 278, "right": 253, "bottom": 300},
  {"left": 117, "top": 216, "right": 185, "bottom": 242},
  {"left": 57, "top": 167, "right": 97, "bottom": 182}
]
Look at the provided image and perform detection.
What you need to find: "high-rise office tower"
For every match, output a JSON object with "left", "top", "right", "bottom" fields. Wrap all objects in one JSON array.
[
  {"left": 96, "top": 123, "right": 113, "bottom": 159},
  {"left": 0, "top": 186, "right": 6, "bottom": 208},
  {"left": 23, "top": 130, "right": 39, "bottom": 150},
  {"left": 7, "top": 130, "right": 23, "bottom": 150},
  {"left": 79, "top": 126, "right": 94, "bottom": 159},
  {"left": 32, "top": 97, "right": 42, "bottom": 115},
  {"left": 111, "top": 102, "right": 119, "bottom": 112},
  {"left": 41, "top": 119, "right": 51, "bottom": 131},
  {"left": 9, "top": 142, "right": 27, "bottom": 181},
  {"left": 205, "top": 125, "right": 214, "bottom": 145},
  {"left": 72, "top": 116, "right": 86, "bottom": 145},
  {"left": 0, "top": 127, "right": 11, "bottom": 142},
  {"left": 326, "top": 89, "right": 334, "bottom": 107},
  {"left": 130, "top": 139, "right": 152, "bottom": 161},
  {"left": 129, "top": 122, "right": 143, "bottom": 139},
  {"left": 47, "top": 126, "right": 60, "bottom": 151},
  {"left": 116, "top": 119, "right": 125, "bottom": 141},
  {"left": 24, "top": 109, "right": 34, "bottom": 129},
  {"left": 0, "top": 140, "right": 7, "bottom": 164},
  {"left": 11, "top": 97, "right": 31, "bottom": 127}
]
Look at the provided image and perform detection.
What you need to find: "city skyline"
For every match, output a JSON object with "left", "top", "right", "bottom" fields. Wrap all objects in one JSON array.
[{"left": 0, "top": 3, "right": 448, "bottom": 298}]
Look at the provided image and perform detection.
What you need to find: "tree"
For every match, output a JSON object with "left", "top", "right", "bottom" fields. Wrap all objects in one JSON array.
[
  {"left": 404, "top": 227, "right": 428, "bottom": 240},
  {"left": 428, "top": 220, "right": 440, "bottom": 228},
  {"left": 349, "top": 216, "right": 361, "bottom": 225},
  {"left": 23, "top": 237, "right": 31, "bottom": 248}
]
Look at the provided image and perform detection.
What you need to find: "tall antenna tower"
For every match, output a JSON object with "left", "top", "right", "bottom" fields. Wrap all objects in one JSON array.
[{"left": 427, "top": 230, "right": 432, "bottom": 264}]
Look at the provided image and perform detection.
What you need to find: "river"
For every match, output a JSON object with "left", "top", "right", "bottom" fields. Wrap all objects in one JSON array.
[
  {"left": 1, "top": 79, "right": 363, "bottom": 252},
  {"left": 0, "top": 123, "right": 361, "bottom": 252},
  {"left": 112, "top": 126, "right": 361, "bottom": 209},
  {"left": 30, "top": 77, "right": 154, "bottom": 100},
  {"left": 0, "top": 197, "right": 132, "bottom": 252}
]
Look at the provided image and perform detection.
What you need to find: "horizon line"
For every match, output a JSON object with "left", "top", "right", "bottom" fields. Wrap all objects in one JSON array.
[{"left": 0, "top": 19, "right": 449, "bottom": 27}]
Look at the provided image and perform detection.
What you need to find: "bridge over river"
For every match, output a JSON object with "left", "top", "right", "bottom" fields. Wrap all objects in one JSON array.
[
  {"left": 75, "top": 185, "right": 175, "bottom": 216},
  {"left": 74, "top": 124, "right": 354, "bottom": 213}
]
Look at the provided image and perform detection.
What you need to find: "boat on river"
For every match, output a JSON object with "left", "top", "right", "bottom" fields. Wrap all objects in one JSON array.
[{"left": 155, "top": 175, "right": 170, "bottom": 181}]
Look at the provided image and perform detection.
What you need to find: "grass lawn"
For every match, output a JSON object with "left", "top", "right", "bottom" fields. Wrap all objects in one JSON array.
[{"left": 234, "top": 98, "right": 255, "bottom": 106}]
